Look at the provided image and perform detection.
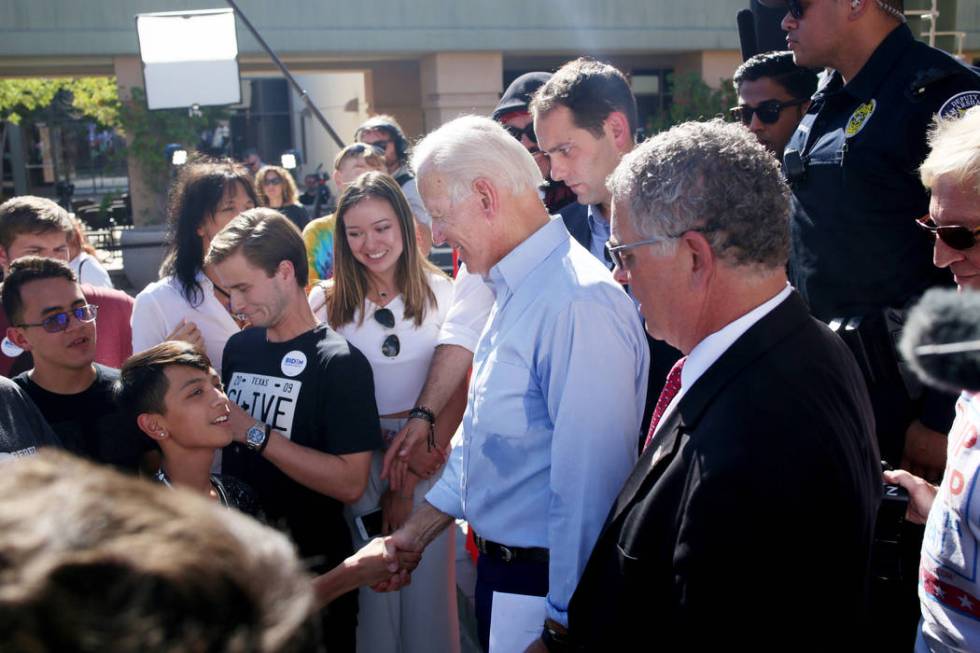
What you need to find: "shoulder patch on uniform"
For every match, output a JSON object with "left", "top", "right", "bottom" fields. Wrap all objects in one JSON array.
[
  {"left": 939, "top": 91, "right": 980, "bottom": 121},
  {"left": 845, "top": 100, "right": 876, "bottom": 138}
]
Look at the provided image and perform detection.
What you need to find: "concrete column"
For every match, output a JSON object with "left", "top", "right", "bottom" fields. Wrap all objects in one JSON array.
[
  {"left": 419, "top": 53, "right": 503, "bottom": 130},
  {"left": 674, "top": 51, "right": 741, "bottom": 90},
  {"left": 367, "top": 61, "right": 425, "bottom": 139},
  {"left": 114, "top": 55, "right": 165, "bottom": 226}
]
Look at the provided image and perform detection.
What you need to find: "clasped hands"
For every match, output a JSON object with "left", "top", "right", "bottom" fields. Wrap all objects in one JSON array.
[
  {"left": 380, "top": 418, "right": 448, "bottom": 492},
  {"left": 367, "top": 528, "right": 423, "bottom": 593}
]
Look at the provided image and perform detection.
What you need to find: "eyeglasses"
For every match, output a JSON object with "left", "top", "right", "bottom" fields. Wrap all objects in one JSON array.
[
  {"left": 263, "top": 176, "right": 283, "bottom": 186},
  {"left": 730, "top": 98, "right": 809, "bottom": 125},
  {"left": 758, "top": 0, "right": 807, "bottom": 19},
  {"left": 917, "top": 216, "right": 980, "bottom": 251},
  {"left": 606, "top": 237, "right": 674, "bottom": 269},
  {"left": 373, "top": 307, "right": 400, "bottom": 358},
  {"left": 366, "top": 139, "right": 392, "bottom": 155},
  {"left": 504, "top": 123, "right": 537, "bottom": 144},
  {"left": 16, "top": 304, "right": 99, "bottom": 333}
]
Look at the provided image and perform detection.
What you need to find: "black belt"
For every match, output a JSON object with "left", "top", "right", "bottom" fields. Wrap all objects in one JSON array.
[{"left": 474, "top": 534, "right": 549, "bottom": 564}]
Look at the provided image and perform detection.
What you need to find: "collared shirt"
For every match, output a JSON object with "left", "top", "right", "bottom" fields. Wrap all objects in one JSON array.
[
  {"left": 786, "top": 23, "right": 980, "bottom": 320},
  {"left": 426, "top": 217, "right": 649, "bottom": 625},
  {"left": 655, "top": 284, "right": 793, "bottom": 435},
  {"left": 586, "top": 204, "right": 612, "bottom": 269}
]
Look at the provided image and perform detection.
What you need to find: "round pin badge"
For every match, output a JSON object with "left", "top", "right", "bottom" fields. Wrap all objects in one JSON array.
[
  {"left": 280, "top": 350, "right": 307, "bottom": 377},
  {"left": 939, "top": 91, "right": 980, "bottom": 121},
  {"left": 845, "top": 100, "right": 876, "bottom": 138},
  {"left": 1, "top": 336, "right": 24, "bottom": 358}
]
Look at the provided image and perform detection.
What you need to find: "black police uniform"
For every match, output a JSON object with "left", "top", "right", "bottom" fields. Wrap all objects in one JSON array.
[
  {"left": 785, "top": 23, "right": 980, "bottom": 462},
  {"left": 786, "top": 23, "right": 980, "bottom": 323},
  {"left": 784, "top": 25, "right": 980, "bottom": 649}
]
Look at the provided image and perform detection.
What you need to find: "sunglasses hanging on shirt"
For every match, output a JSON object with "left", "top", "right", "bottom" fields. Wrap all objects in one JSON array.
[{"left": 373, "top": 307, "right": 400, "bottom": 358}]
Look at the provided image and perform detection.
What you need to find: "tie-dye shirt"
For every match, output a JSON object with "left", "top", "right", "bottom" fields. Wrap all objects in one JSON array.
[{"left": 302, "top": 214, "right": 336, "bottom": 288}]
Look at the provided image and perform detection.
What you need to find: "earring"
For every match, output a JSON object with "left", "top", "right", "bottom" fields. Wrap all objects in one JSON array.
[
  {"left": 157, "top": 430, "right": 167, "bottom": 439},
  {"left": 851, "top": 0, "right": 860, "bottom": 7}
]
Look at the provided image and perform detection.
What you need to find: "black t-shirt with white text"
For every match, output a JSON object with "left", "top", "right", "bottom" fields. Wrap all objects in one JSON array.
[
  {"left": 13, "top": 364, "right": 151, "bottom": 473},
  {"left": 221, "top": 323, "right": 382, "bottom": 574},
  {"left": 0, "top": 376, "right": 62, "bottom": 458}
]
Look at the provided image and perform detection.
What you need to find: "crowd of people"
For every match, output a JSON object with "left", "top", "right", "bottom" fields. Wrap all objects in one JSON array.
[{"left": 1, "top": 1, "right": 980, "bottom": 651}]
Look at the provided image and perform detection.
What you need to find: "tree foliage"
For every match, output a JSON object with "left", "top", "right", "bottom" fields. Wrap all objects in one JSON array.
[
  {"left": 648, "top": 72, "right": 738, "bottom": 135},
  {"left": 0, "top": 77, "right": 120, "bottom": 126}
]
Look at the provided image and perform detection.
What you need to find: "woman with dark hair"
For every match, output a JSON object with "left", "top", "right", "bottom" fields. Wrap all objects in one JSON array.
[
  {"left": 131, "top": 158, "right": 257, "bottom": 374},
  {"left": 309, "top": 171, "right": 465, "bottom": 653},
  {"left": 255, "top": 164, "right": 310, "bottom": 230}
]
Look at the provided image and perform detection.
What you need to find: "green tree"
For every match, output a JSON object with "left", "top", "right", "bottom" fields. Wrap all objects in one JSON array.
[
  {"left": 647, "top": 72, "right": 738, "bottom": 135},
  {"left": 0, "top": 77, "right": 121, "bottom": 193}
]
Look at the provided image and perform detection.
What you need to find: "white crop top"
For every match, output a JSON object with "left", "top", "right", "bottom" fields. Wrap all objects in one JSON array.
[{"left": 309, "top": 271, "right": 454, "bottom": 415}]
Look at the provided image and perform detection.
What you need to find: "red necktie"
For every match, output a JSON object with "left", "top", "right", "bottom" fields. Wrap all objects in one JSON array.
[{"left": 642, "top": 356, "right": 687, "bottom": 452}]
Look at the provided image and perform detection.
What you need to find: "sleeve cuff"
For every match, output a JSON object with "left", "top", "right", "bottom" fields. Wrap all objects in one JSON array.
[
  {"left": 437, "top": 322, "right": 482, "bottom": 353},
  {"left": 424, "top": 479, "right": 464, "bottom": 520},
  {"left": 546, "top": 599, "right": 568, "bottom": 627}
]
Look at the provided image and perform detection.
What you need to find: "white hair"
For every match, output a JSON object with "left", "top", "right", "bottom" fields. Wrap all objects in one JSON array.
[
  {"left": 411, "top": 115, "right": 544, "bottom": 204},
  {"left": 921, "top": 106, "right": 980, "bottom": 195}
]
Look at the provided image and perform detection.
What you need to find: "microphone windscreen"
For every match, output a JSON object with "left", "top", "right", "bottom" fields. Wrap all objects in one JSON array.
[
  {"left": 737, "top": 9, "right": 759, "bottom": 62},
  {"left": 900, "top": 288, "right": 980, "bottom": 393}
]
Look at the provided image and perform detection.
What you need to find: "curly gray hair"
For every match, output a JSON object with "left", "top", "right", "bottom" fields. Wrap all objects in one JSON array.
[{"left": 607, "top": 119, "right": 791, "bottom": 270}]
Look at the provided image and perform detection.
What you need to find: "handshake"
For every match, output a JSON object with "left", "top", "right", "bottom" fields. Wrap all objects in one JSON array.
[{"left": 311, "top": 529, "right": 423, "bottom": 609}]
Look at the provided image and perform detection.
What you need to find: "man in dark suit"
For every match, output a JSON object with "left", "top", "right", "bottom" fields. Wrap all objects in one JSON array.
[{"left": 551, "top": 120, "right": 882, "bottom": 651}]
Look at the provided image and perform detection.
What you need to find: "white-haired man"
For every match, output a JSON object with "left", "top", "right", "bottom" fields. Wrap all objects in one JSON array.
[
  {"left": 564, "top": 120, "right": 881, "bottom": 650},
  {"left": 382, "top": 115, "right": 649, "bottom": 652},
  {"left": 886, "top": 106, "right": 980, "bottom": 653}
]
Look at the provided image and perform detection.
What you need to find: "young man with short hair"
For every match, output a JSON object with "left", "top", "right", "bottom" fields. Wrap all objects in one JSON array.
[
  {"left": 0, "top": 196, "right": 134, "bottom": 377},
  {"left": 207, "top": 207, "right": 382, "bottom": 652},
  {"left": 732, "top": 50, "right": 818, "bottom": 160},
  {"left": 2, "top": 257, "right": 149, "bottom": 472}
]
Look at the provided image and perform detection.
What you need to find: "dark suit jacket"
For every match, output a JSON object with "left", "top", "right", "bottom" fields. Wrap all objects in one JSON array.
[
  {"left": 559, "top": 202, "right": 590, "bottom": 251},
  {"left": 567, "top": 292, "right": 882, "bottom": 651}
]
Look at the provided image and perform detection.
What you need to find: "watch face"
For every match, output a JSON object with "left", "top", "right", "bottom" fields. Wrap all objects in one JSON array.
[{"left": 246, "top": 424, "right": 266, "bottom": 448}]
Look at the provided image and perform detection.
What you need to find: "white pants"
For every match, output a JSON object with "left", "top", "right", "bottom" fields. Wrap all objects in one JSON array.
[{"left": 347, "top": 421, "right": 460, "bottom": 653}]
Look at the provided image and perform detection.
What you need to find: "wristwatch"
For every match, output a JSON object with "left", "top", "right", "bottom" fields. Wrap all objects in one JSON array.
[{"left": 245, "top": 421, "right": 272, "bottom": 454}]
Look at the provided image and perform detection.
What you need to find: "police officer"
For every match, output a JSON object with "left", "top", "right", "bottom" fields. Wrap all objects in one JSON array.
[
  {"left": 760, "top": 0, "right": 980, "bottom": 470},
  {"left": 760, "top": 0, "right": 980, "bottom": 647}
]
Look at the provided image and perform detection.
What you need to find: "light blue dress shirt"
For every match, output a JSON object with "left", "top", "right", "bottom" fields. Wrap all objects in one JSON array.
[
  {"left": 426, "top": 217, "right": 649, "bottom": 625},
  {"left": 587, "top": 204, "right": 612, "bottom": 269}
]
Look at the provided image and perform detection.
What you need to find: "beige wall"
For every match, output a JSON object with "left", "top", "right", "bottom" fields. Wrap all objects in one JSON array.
[{"left": 419, "top": 53, "right": 503, "bottom": 130}]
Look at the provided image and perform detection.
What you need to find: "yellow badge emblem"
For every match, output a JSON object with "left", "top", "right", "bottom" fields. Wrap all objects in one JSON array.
[{"left": 845, "top": 100, "right": 876, "bottom": 138}]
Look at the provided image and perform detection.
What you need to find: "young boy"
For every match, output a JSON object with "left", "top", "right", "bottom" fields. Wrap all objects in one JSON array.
[{"left": 3, "top": 257, "right": 148, "bottom": 471}]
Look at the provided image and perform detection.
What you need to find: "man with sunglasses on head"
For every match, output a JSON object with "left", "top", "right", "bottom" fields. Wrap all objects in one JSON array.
[
  {"left": 732, "top": 51, "right": 818, "bottom": 160},
  {"left": 206, "top": 208, "right": 382, "bottom": 652},
  {"left": 355, "top": 115, "right": 433, "bottom": 251},
  {"left": 2, "top": 257, "right": 149, "bottom": 473},
  {"left": 758, "top": 0, "right": 980, "bottom": 478}
]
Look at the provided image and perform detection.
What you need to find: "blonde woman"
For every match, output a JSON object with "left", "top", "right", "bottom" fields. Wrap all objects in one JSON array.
[
  {"left": 309, "top": 171, "right": 464, "bottom": 653},
  {"left": 255, "top": 164, "right": 309, "bottom": 230}
]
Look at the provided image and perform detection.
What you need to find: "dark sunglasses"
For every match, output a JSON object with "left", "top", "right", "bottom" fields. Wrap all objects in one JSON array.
[
  {"left": 263, "top": 176, "right": 283, "bottom": 186},
  {"left": 16, "top": 304, "right": 99, "bottom": 333},
  {"left": 758, "top": 0, "right": 807, "bottom": 19},
  {"left": 504, "top": 123, "right": 536, "bottom": 144},
  {"left": 730, "top": 98, "right": 809, "bottom": 125},
  {"left": 373, "top": 308, "right": 400, "bottom": 358},
  {"left": 917, "top": 216, "right": 980, "bottom": 251},
  {"left": 366, "top": 139, "right": 392, "bottom": 154}
]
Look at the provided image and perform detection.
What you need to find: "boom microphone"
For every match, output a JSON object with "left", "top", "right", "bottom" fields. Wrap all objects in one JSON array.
[
  {"left": 737, "top": 9, "right": 759, "bottom": 62},
  {"left": 900, "top": 288, "right": 980, "bottom": 393}
]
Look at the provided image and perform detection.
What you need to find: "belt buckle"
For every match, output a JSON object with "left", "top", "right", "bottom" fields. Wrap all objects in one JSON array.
[{"left": 500, "top": 544, "right": 514, "bottom": 562}]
